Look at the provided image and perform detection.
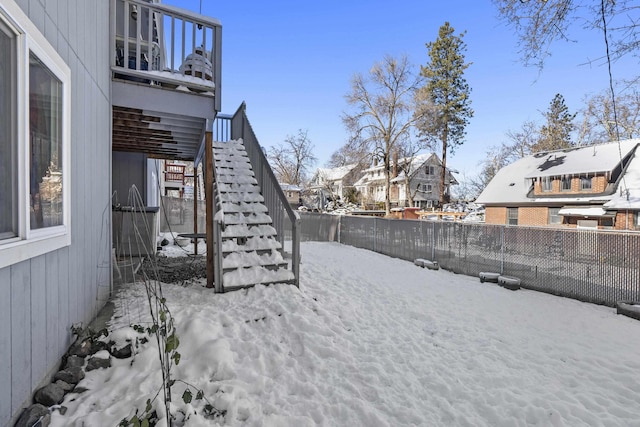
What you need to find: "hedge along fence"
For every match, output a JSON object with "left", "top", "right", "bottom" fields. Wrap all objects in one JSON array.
[{"left": 299, "top": 212, "right": 640, "bottom": 307}]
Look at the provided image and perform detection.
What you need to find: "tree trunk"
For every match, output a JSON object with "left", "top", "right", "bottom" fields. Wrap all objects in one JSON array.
[
  {"left": 385, "top": 158, "right": 391, "bottom": 215},
  {"left": 439, "top": 127, "right": 448, "bottom": 206}
]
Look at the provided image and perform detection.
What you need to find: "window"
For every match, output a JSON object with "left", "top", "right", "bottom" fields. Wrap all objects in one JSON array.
[
  {"left": 425, "top": 165, "right": 435, "bottom": 175},
  {"left": 507, "top": 207, "right": 518, "bottom": 225},
  {"left": 0, "top": 1, "right": 71, "bottom": 268},
  {"left": 420, "top": 183, "right": 432, "bottom": 192},
  {"left": 0, "top": 20, "right": 16, "bottom": 240},
  {"left": 541, "top": 177, "right": 552, "bottom": 192},
  {"left": 636, "top": 212, "right": 640, "bottom": 228},
  {"left": 548, "top": 207, "right": 562, "bottom": 225},
  {"left": 580, "top": 177, "right": 592, "bottom": 191},
  {"left": 561, "top": 177, "right": 571, "bottom": 191}
]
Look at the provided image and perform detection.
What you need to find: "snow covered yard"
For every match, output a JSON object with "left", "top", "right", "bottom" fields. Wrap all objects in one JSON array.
[{"left": 52, "top": 242, "right": 640, "bottom": 426}]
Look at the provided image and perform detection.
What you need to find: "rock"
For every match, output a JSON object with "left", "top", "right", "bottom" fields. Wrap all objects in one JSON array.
[
  {"left": 34, "top": 383, "right": 65, "bottom": 406},
  {"left": 161, "top": 238, "right": 169, "bottom": 246},
  {"left": 55, "top": 380, "right": 75, "bottom": 393},
  {"left": 14, "top": 404, "right": 50, "bottom": 427},
  {"left": 89, "top": 340, "right": 110, "bottom": 355},
  {"left": 58, "top": 406, "right": 68, "bottom": 416},
  {"left": 54, "top": 366, "right": 85, "bottom": 384},
  {"left": 72, "top": 386, "right": 89, "bottom": 394},
  {"left": 86, "top": 356, "right": 112, "bottom": 371},
  {"left": 68, "top": 338, "right": 92, "bottom": 357},
  {"left": 110, "top": 343, "right": 132, "bottom": 359},
  {"left": 64, "top": 355, "right": 85, "bottom": 369}
]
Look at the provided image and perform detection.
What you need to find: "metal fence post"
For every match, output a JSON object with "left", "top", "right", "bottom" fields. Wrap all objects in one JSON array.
[
  {"left": 431, "top": 221, "right": 435, "bottom": 261},
  {"left": 500, "top": 226, "right": 505, "bottom": 275}
]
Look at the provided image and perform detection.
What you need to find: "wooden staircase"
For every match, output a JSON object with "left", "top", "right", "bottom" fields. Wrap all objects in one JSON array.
[{"left": 212, "top": 140, "right": 295, "bottom": 291}]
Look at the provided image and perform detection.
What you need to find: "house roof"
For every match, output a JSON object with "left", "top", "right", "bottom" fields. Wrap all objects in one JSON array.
[
  {"left": 280, "top": 183, "right": 302, "bottom": 192},
  {"left": 523, "top": 139, "right": 639, "bottom": 178},
  {"left": 315, "top": 164, "right": 358, "bottom": 182},
  {"left": 476, "top": 140, "right": 640, "bottom": 205},
  {"left": 604, "top": 151, "right": 640, "bottom": 210}
]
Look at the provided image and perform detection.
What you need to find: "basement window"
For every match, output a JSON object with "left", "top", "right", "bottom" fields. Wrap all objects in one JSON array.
[{"left": 0, "top": 1, "right": 71, "bottom": 268}]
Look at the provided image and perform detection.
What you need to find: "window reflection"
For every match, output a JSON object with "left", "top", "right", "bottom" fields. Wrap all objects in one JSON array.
[{"left": 30, "top": 52, "right": 63, "bottom": 230}]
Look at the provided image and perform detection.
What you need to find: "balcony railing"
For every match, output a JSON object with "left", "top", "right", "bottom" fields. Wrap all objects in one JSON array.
[{"left": 110, "top": 0, "right": 222, "bottom": 111}]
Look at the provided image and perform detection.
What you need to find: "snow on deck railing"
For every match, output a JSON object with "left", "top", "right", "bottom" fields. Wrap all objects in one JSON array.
[{"left": 110, "top": 0, "right": 222, "bottom": 109}]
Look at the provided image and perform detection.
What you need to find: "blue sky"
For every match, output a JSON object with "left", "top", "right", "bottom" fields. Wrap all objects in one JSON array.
[{"left": 167, "top": 0, "right": 638, "bottom": 177}]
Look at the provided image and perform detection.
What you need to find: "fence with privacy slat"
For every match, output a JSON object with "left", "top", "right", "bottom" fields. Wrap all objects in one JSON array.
[{"left": 300, "top": 212, "right": 640, "bottom": 306}]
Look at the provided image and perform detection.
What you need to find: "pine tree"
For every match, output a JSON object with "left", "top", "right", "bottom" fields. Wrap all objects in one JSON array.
[
  {"left": 416, "top": 22, "right": 473, "bottom": 205},
  {"left": 534, "top": 93, "right": 576, "bottom": 152}
]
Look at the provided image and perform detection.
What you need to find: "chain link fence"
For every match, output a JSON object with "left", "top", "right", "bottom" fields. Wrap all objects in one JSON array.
[{"left": 300, "top": 212, "right": 640, "bottom": 306}]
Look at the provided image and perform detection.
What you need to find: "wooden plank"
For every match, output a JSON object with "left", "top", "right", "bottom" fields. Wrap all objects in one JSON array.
[
  {"left": 30, "top": 256, "right": 47, "bottom": 391},
  {"left": 10, "top": 261, "right": 31, "bottom": 416},
  {"left": 0, "top": 267, "right": 11, "bottom": 426}
]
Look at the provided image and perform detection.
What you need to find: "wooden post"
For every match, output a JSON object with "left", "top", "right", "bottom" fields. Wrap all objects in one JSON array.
[
  {"left": 205, "top": 131, "right": 214, "bottom": 288},
  {"left": 193, "top": 170, "right": 198, "bottom": 255}
]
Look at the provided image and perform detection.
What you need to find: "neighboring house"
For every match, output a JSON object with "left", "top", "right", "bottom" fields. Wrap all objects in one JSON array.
[
  {"left": 390, "top": 153, "right": 458, "bottom": 209},
  {"left": 0, "top": 0, "right": 222, "bottom": 424},
  {"left": 280, "top": 183, "right": 302, "bottom": 207},
  {"left": 309, "top": 164, "right": 360, "bottom": 204},
  {"left": 476, "top": 139, "right": 640, "bottom": 230},
  {"left": 354, "top": 153, "right": 457, "bottom": 209}
]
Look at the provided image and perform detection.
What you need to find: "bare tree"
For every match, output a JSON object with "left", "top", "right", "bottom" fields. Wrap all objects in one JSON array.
[
  {"left": 268, "top": 129, "right": 316, "bottom": 187},
  {"left": 343, "top": 54, "right": 423, "bottom": 215},
  {"left": 578, "top": 87, "right": 640, "bottom": 145},
  {"left": 493, "top": 0, "right": 640, "bottom": 70}
]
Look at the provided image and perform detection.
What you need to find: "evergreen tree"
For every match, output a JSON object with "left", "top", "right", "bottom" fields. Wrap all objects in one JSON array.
[
  {"left": 534, "top": 93, "right": 576, "bottom": 152},
  {"left": 416, "top": 22, "right": 473, "bottom": 205}
]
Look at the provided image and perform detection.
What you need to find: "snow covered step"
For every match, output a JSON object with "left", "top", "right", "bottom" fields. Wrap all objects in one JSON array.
[
  {"left": 221, "top": 202, "right": 268, "bottom": 213},
  {"left": 221, "top": 224, "right": 277, "bottom": 239},
  {"left": 222, "top": 266, "right": 295, "bottom": 288},
  {"left": 222, "top": 250, "right": 288, "bottom": 271},
  {"left": 221, "top": 235, "right": 282, "bottom": 253},
  {"left": 223, "top": 212, "right": 273, "bottom": 226},
  {"left": 217, "top": 174, "right": 258, "bottom": 185},
  {"left": 218, "top": 192, "right": 264, "bottom": 203},
  {"left": 217, "top": 183, "right": 261, "bottom": 193}
]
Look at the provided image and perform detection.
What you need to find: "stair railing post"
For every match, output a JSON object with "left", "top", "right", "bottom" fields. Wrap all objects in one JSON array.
[
  {"left": 193, "top": 171, "right": 198, "bottom": 255},
  {"left": 205, "top": 125, "right": 215, "bottom": 288}
]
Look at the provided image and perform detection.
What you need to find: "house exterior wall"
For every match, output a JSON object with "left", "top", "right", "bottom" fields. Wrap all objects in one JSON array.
[
  {"left": 614, "top": 211, "right": 640, "bottom": 231},
  {"left": 518, "top": 207, "right": 549, "bottom": 226},
  {"left": 0, "top": 1, "right": 111, "bottom": 425},
  {"left": 485, "top": 207, "right": 507, "bottom": 224},
  {"left": 532, "top": 175, "right": 608, "bottom": 196}
]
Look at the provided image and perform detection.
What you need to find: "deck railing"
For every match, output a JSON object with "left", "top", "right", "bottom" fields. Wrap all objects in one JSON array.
[{"left": 110, "top": 0, "right": 222, "bottom": 110}]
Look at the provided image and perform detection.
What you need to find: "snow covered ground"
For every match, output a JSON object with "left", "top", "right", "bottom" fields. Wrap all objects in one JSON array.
[{"left": 51, "top": 242, "right": 640, "bottom": 426}]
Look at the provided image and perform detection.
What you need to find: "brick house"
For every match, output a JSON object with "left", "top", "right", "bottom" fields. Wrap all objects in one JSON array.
[{"left": 476, "top": 139, "right": 640, "bottom": 230}]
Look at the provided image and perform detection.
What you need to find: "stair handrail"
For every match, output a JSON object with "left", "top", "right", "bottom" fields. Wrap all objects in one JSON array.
[
  {"left": 210, "top": 141, "right": 225, "bottom": 292},
  {"left": 230, "top": 102, "right": 300, "bottom": 287}
]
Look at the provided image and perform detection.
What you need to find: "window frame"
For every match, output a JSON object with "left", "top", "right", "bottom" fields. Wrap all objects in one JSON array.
[
  {"left": 507, "top": 207, "right": 518, "bottom": 225},
  {"left": 548, "top": 207, "right": 562, "bottom": 225},
  {"left": 561, "top": 177, "right": 571, "bottom": 191},
  {"left": 580, "top": 176, "right": 592, "bottom": 191},
  {"left": 0, "top": 1, "right": 71, "bottom": 269},
  {"left": 541, "top": 177, "right": 552, "bottom": 192}
]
